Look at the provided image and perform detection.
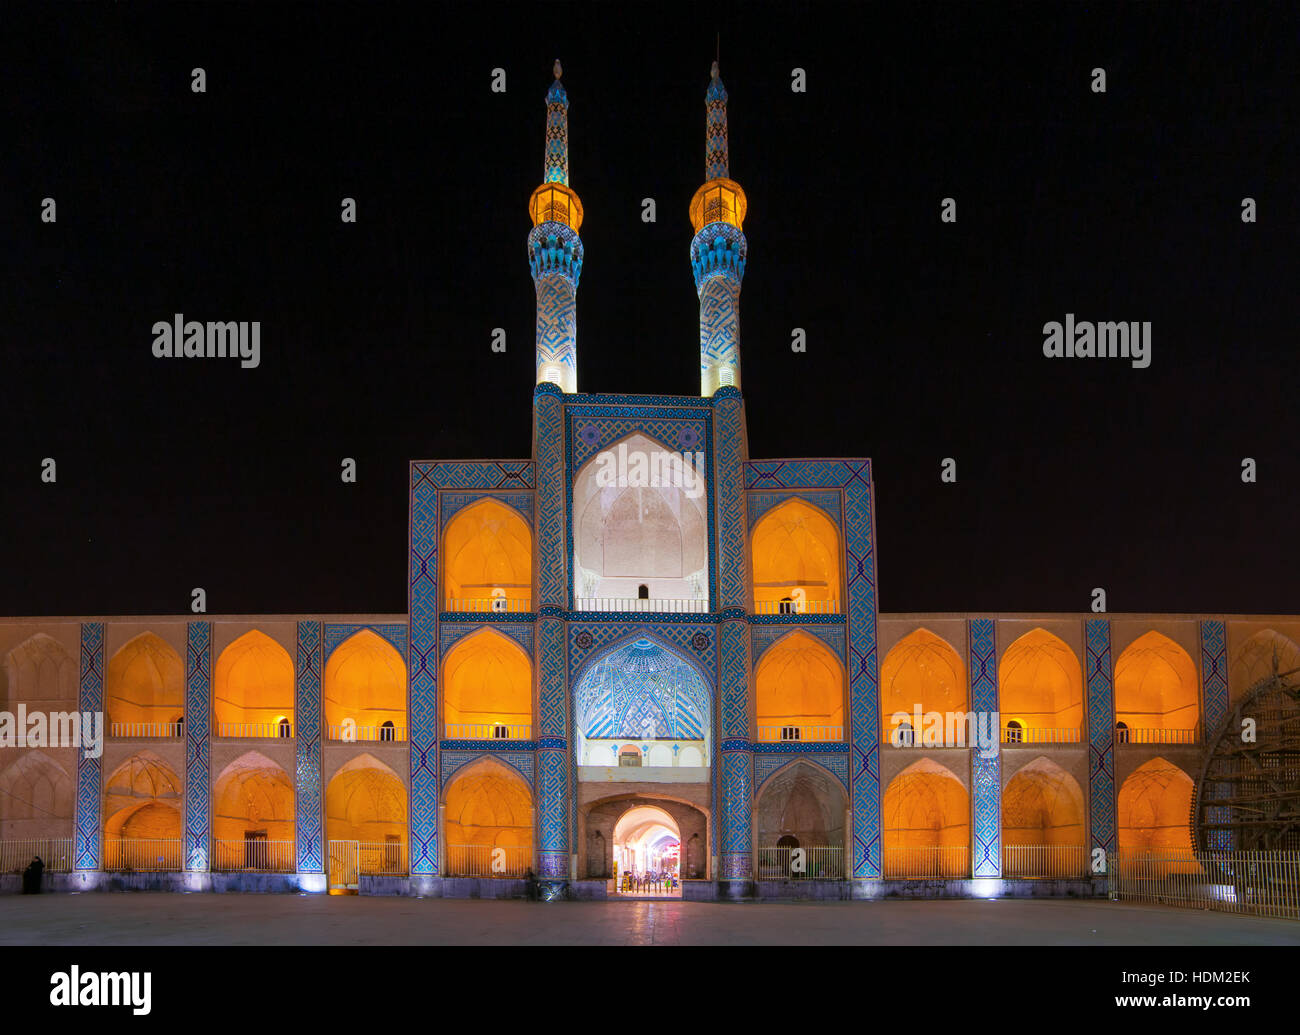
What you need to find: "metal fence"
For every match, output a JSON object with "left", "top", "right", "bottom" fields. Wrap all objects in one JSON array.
[
  {"left": 0, "top": 838, "right": 74, "bottom": 873},
  {"left": 573, "top": 598, "right": 708, "bottom": 614},
  {"left": 325, "top": 723, "right": 408, "bottom": 743},
  {"left": 214, "top": 721, "right": 294, "bottom": 739},
  {"left": 110, "top": 722, "right": 183, "bottom": 738},
  {"left": 210, "top": 839, "right": 296, "bottom": 873},
  {"left": 755, "top": 845, "right": 845, "bottom": 880},
  {"left": 1109, "top": 849, "right": 1300, "bottom": 920},
  {"left": 359, "top": 841, "right": 408, "bottom": 876},
  {"left": 882, "top": 846, "right": 970, "bottom": 879},
  {"left": 103, "top": 838, "right": 184, "bottom": 871},
  {"left": 444, "top": 723, "right": 533, "bottom": 741},
  {"left": 444, "top": 844, "right": 531, "bottom": 878},
  {"left": 1002, "top": 844, "right": 1090, "bottom": 878},
  {"left": 445, "top": 598, "right": 532, "bottom": 613}
]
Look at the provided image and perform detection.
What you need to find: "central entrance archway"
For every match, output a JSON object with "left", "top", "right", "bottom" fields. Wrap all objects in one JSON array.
[{"left": 612, "top": 805, "right": 681, "bottom": 896}]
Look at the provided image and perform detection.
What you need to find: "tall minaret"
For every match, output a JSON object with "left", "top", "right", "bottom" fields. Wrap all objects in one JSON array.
[
  {"left": 528, "top": 60, "right": 584, "bottom": 394},
  {"left": 690, "top": 60, "right": 748, "bottom": 397}
]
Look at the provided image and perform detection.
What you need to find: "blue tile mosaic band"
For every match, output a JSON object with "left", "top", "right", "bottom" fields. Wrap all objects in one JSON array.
[
  {"left": 1200, "top": 619, "right": 1229, "bottom": 737},
  {"left": 969, "top": 619, "right": 1000, "bottom": 877},
  {"left": 1086, "top": 619, "right": 1116, "bottom": 856},
  {"left": 75, "top": 622, "right": 104, "bottom": 871},
  {"left": 185, "top": 622, "right": 211, "bottom": 871},
  {"left": 295, "top": 621, "right": 323, "bottom": 872}
]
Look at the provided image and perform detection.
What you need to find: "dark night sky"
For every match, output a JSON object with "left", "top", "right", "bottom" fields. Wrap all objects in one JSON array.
[{"left": 1, "top": 2, "right": 1297, "bottom": 617}]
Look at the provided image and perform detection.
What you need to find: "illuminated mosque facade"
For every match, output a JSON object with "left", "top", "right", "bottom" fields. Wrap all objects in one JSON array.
[{"left": 2, "top": 61, "right": 1295, "bottom": 899}]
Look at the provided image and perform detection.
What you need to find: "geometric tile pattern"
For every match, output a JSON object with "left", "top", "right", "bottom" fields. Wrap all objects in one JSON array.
[
  {"left": 969, "top": 619, "right": 1000, "bottom": 877},
  {"left": 323, "top": 622, "right": 407, "bottom": 665},
  {"left": 696, "top": 251, "right": 743, "bottom": 395},
  {"left": 1200, "top": 619, "right": 1229, "bottom": 738},
  {"left": 184, "top": 622, "right": 211, "bottom": 871},
  {"left": 532, "top": 267, "right": 580, "bottom": 394},
  {"left": 719, "top": 621, "right": 750, "bottom": 740},
  {"left": 440, "top": 491, "right": 534, "bottom": 527},
  {"left": 409, "top": 465, "right": 440, "bottom": 874},
  {"left": 1085, "top": 619, "right": 1116, "bottom": 856},
  {"left": 75, "top": 622, "right": 104, "bottom": 871},
  {"left": 704, "top": 66, "right": 730, "bottom": 181},
  {"left": 746, "top": 460, "right": 881, "bottom": 879},
  {"left": 544, "top": 74, "right": 569, "bottom": 185},
  {"left": 575, "top": 638, "right": 709, "bottom": 741},
  {"left": 745, "top": 490, "right": 842, "bottom": 532},
  {"left": 750, "top": 622, "right": 846, "bottom": 667},
  {"left": 535, "top": 387, "right": 567, "bottom": 608},
  {"left": 536, "top": 617, "right": 570, "bottom": 878},
  {"left": 295, "top": 621, "right": 324, "bottom": 873},
  {"left": 439, "top": 621, "right": 535, "bottom": 659},
  {"left": 712, "top": 390, "right": 747, "bottom": 608},
  {"left": 567, "top": 623, "right": 716, "bottom": 688},
  {"left": 719, "top": 619, "right": 752, "bottom": 879},
  {"left": 754, "top": 751, "right": 849, "bottom": 793},
  {"left": 442, "top": 749, "right": 534, "bottom": 786},
  {"left": 719, "top": 749, "right": 752, "bottom": 879}
]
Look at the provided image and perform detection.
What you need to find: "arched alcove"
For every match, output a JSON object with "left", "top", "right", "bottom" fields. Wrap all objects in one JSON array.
[
  {"left": 998, "top": 629, "right": 1084, "bottom": 744},
  {"left": 443, "top": 758, "right": 533, "bottom": 877},
  {"left": 214, "top": 630, "right": 295, "bottom": 737},
  {"left": 880, "top": 629, "right": 966, "bottom": 746},
  {"left": 442, "top": 629, "right": 533, "bottom": 739},
  {"left": 1114, "top": 631, "right": 1200, "bottom": 743},
  {"left": 881, "top": 758, "right": 969, "bottom": 877},
  {"left": 750, "top": 498, "right": 841, "bottom": 613},
  {"left": 212, "top": 751, "right": 295, "bottom": 872},
  {"left": 323, "top": 630, "right": 407, "bottom": 741},
  {"left": 0, "top": 751, "right": 74, "bottom": 851},
  {"left": 442, "top": 498, "right": 533, "bottom": 611},
  {"left": 102, "top": 752, "right": 183, "bottom": 870},
  {"left": 1230, "top": 629, "right": 1300, "bottom": 705},
  {"left": 1002, "top": 757, "right": 1087, "bottom": 876},
  {"left": 755, "top": 762, "right": 846, "bottom": 879},
  {"left": 754, "top": 632, "right": 845, "bottom": 741},
  {"left": 1118, "top": 757, "right": 1200, "bottom": 876},
  {"left": 106, "top": 633, "right": 185, "bottom": 736},
  {"left": 3, "top": 634, "right": 76, "bottom": 711},
  {"left": 325, "top": 754, "right": 407, "bottom": 874},
  {"left": 572, "top": 432, "right": 708, "bottom": 607}
]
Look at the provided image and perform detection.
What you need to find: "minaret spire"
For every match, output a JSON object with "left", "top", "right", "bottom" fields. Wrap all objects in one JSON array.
[
  {"left": 690, "top": 60, "right": 748, "bottom": 397},
  {"left": 528, "top": 60, "right": 584, "bottom": 394}
]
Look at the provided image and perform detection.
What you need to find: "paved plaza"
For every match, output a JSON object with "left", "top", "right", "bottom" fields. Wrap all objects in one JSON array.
[{"left": 0, "top": 894, "right": 1296, "bottom": 945}]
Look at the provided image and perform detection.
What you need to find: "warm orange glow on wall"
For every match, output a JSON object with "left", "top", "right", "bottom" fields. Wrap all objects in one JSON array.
[
  {"left": 755, "top": 632, "right": 845, "bottom": 730},
  {"left": 0, "top": 751, "right": 73, "bottom": 838},
  {"left": 443, "top": 759, "right": 533, "bottom": 849},
  {"left": 880, "top": 629, "right": 966, "bottom": 731},
  {"left": 882, "top": 759, "right": 969, "bottom": 876},
  {"left": 103, "top": 752, "right": 182, "bottom": 840},
  {"left": 106, "top": 633, "right": 184, "bottom": 728},
  {"left": 442, "top": 499, "right": 533, "bottom": 607},
  {"left": 442, "top": 629, "right": 533, "bottom": 730},
  {"left": 1114, "top": 631, "right": 1200, "bottom": 734},
  {"left": 1002, "top": 757, "right": 1085, "bottom": 849},
  {"left": 326, "top": 755, "right": 406, "bottom": 843},
  {"left": 1118, "top": 757, "right": 1200, "bottom": 874},
  {"left": 998, "top": 629, "right": 1083, "bottom": 736},
  {"left": 750, "top": 499, "right": 841, "bottom": 609},
  {"left": 755, "top": 761, "right": 846, "bottom": 847},
  {"left": 3, "top": 633, "right": 76, "bottom": 709},
  {"left": 214, "top": 630, "right": 295, "bottom": 731},
  {"left": 529, "top": 183, "right": 584, "bottom": 231},
  {"left": 1230, "top": 629, "right": 1300, "bottom": 705},
  {"left": 689, "top": 177, "right": 747, "bottom": 232},
  {"left": 323, "top": 630, "right": 406, "bottom": 733},
  {"left": 212, "top": 752, "right": 295, "bottom": 844}
]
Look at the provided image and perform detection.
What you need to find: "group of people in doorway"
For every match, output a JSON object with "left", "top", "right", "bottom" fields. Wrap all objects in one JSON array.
[{"left": 619, "top": 870, "right": 677, "bottom": 893}]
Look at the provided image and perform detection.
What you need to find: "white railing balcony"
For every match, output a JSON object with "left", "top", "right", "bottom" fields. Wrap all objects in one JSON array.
[
  {"left": 104, "top": 838, "right": 184, "bottom": 871},
  {"left": 326, "top": 724, "right": 408, "bottom": 743},
  {"left": 881, "top": 845, "right": 970, "bottom": 879},
  {"left": 211, "top": 839, "right": 296, "bottom": 873},
  {"left": 1002, "top": 844, "right": 1090, "bottom": 878},
  {"left": 0, "top": 838, "right": 75, "bottom": 874},
  {"left": 1114, "top": 726, "right": 1200, "bottom": 745},
  {"left": 755, "top": 724, "right": 844, "bottom": 743},
  {"left": 444, "top": 723, "right": 533, "bottom": 741},
  {"left": 755, "top": 845, "right": 845, "bottom": 880},
  {"left": 444, "top": 844, "right": 532, "bottom": 878},
  {"left": 110, "top": 721, "right": 184, "bottom": 738},
  {"left": 444, "top": 597, "right": 532, "bottom": 613},
  {"left": 753, "top": 599, "right": 841, "bottom": 615},
  {"left": 1003, "top": 726, "right": 1082, "bottom": 745},
  {"left": 215, "top": 721, "right": 294, "bottom": 739},
  {"left": 573, "top": 597, "right": 709, "bottom": 614},
  {"left": 358, "top": 841, "right": 408, "bottom": 876}
]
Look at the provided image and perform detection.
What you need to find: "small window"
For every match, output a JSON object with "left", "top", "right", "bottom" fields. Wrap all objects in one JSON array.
[
  {"left": 778, "top": 596, "right": 795, "bottom": 615},
  {"left": 1115, "top": 721, "right": 1129, "bottom": 745},
  {"left": 278, "top": 717, "right": 291, "bottom": 738},
  {"left": 618, "top": 746, "right": 642, "bottom": 768},
  {"left": 492, "top": 723, "right": 510, "bottom": 740},
  {"left": 776, "top": 834, "right": 800, "bottom": 849},
  {"left": 896, "top": 721, "right": 914, "bottom": 748},
  {"left": 174, "top": 715, "right": 185, "bottom": 737},
  {"left": 1005, "top": 720, "right": 1024, "bottom": 744},
  {"left": 380, "top": 720, "right": 396, "bottom": 742},
  {"left": 780, "top": 725, "right": 801, "bottom": 742},
  {"left": 637, "top": 584, "right": 650, "bottom": 600}
]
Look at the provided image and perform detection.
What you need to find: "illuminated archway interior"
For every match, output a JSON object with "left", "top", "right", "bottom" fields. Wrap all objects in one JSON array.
[
  {"left": 442, "top": 628, "right": 533, "bottom": 737},
  {"left": 750, "top": 498, "right": 841, "bottom": 611},
  {"left": 575, "top": 638, "right": 711, "bottom": 766},
  {"left": 1118, "top": 756, "right": 1195, "bottom": 847},
  {"left": 212, "top": 752, "right": 295, "bottom": 869},
  {"left": 444, "top": 759, "right": 533, "bottom": 876},
  {"left": 881, "top": 758, "right": 969, "bottom": 877},
  {"left": 613, "top": 804, "right": 680, "bottom": 880},
  {"left": 326, "top": 756, "right": 407, "bottom": 872},
  {"left": 323, "top": 630, "right": 407, "bottom": 738},
  {"left": 998, "top": 629, "right": 1084, "bottom": 739},
  {"left": 102, "top": 752, "right": 182, "bottom": 868},
  {"left": 106, "top": 633, "right": 184, "bottom": 730},
  {"left": 755, "top": 631, "right": 845, "bottom": 739},
  {"left": 442, "top": 499, "right": 532, "bottom": 609},
  {"left": 1114, "top": 631, "right": 1200, "bottom": 736},
  {"left": 880, "top": 628, "right": 966, "bottom": 743},
  {"left": 1002, "top": 757, "right": 1086, "bottom": 876},
  {"left": 572, "top": 433, "right": 708, "bottom": 604},
  {"left": 756, "top": 762, "right": 846, "bottom": 850},
  {"left": 3, "top": 633, "right": 75, "bottom": 710},
  {"left": 214, "top": 630, "right": 295, "bottom": 735},
  {"left": 1230, "top": 629, "right": 1300, "bottom": 705},
  {"left": 0, "top": 751, "right": 73, "bottom": 838}
]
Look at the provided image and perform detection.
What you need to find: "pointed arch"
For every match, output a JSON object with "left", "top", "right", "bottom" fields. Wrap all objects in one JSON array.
[
  {"left": 441, "top": 627, "right": 533, "bottom": 737},
  {"left": 750, "top": 497, "right": 842, "bottom": 611},
  {"left": 1114, "top": 631, "right": 1200, "bottom": 740},
  {"left": 443, "top": 756, "right": 534, "bottom": 876},
  {"left": 323, "top": 629, "right": 407, "bottom": 740},
  {"left": 3, "top": 633, "right": 76, "bottom": 709},
  {"left": 1002, "top": 757, "right": 1087, "bottom": 876},
  {"left": 214, "top": 630, "right": 295, "bottom": 735},
  {"left": 106, "top": 632, "right": 185, "bottom": 732},
  {"left": 0, "top": 751, "right": 74, "bottom": 839},
  {"left": 754, "top": 630, "right": 845, "bottom": 740},
  {"left": 1118, "top": 757, "right": 1199, "bottom": 875},
  {"left": 325, "top": 754, "right": 407, "bottom": 873},
  {"left": 442, "top": 497, "right": 533, "bottom": 609},
  {"left": 102, "top": 751, "right": 182, "bottom": 868},
  {"left": 998, "top": 629, "right": 1084, "bottom": 742},
  {"left": 755, "top": 760, "right": 846, "bottom": 878},
  {"left": 881, "top": 758, "right": 969, "bottom": 877},
  {"left": 1230, "top": 629, "right": 1300, "bottom": 704},
  {"left": 572, "top": 431, "right": 709, "bottom": 605},
  {"left": 880, "top": 628, "right": 966, "bottom": 742},
  {"left": 212, "top": 751, "right": 295, "bottom": 870}
]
